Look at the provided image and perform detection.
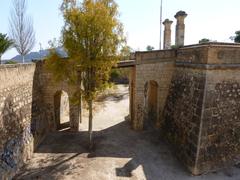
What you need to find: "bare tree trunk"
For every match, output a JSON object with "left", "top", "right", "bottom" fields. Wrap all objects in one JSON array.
[
  {"left": 0, "top": 55, "right": 2, "bottom": 64},
  {"left": 88, "top": 99, "right": 93, "bottom": 150},
  {"left": 77, "top": 70, "right": 82, "bottom": 123},
  {"left": 9, "top": 0, "right": 35, "bottom": 60},
  {"left": 22, "top": 55, "right": 25, "bottom": 63},
  {"left": 79, "top": 95, "right": 82, "bottom": 123}
]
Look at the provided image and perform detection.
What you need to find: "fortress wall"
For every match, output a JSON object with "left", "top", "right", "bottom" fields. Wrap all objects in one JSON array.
[
  {"left": 162, "top": 43, "right": 240, "bottom": 175},
  {"left": 196, "top": 45, "right": 240, "bottom": 174},
  {"left": 0, "top": 63, "right": 48, "bottom": 179},
  {"left": 163, "top": 66, "right": 206, "bottom": 173},
  {"left": 133, "top": 50, "right": 176, "bottom": 130},
  {"left": 162, "top": 46, "right": 208, "bottom": 173}
]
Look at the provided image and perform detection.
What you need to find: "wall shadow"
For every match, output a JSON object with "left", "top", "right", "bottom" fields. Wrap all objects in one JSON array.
[
  {"left": 0, "top": 95, "right": 32, "bottom": 176},
  {"left": 31, "top": 62, "right": 51, "bottom": 150},
  {"left": 15, "top": 119, "right": 187, "bottom": 180}
]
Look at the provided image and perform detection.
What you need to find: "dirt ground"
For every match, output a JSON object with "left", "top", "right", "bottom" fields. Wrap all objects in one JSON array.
[{"left": 15, "top": 85, "right": 240, "bottom": 180}]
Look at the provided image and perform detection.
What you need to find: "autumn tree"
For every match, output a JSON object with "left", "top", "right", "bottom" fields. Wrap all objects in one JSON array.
[
  {"left": 47, "top": 0, "right": 125, "bottom": 148},
  {"left": 120, "top": 45, "right": 133, "bottom": 61},
  {"left": 0, "top": 33, "right": 14, "bottom": 64},
  {"left": 9, "top": 0, "right": 35, "bottom": 63}
]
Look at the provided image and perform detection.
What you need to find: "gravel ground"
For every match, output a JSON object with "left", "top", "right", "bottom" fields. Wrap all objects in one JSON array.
[{"left": 15, "top": 85, "right": 240, "bottom": 180}]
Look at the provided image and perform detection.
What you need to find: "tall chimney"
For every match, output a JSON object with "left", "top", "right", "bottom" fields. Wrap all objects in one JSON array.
[
  {"left": 175, "top": 11, "right": 187, "bottom": 47},
  {"left": 163, "top": 19, "right": 173, "bottom": 49}
]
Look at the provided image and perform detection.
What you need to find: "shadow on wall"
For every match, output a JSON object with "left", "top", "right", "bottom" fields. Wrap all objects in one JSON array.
[
  {"left": 0, "top": 95, "right": 33, "bottom": 177},
  {"left": 0, "top": 62, "right": 50, "bottom": 179},
  {"left": 31, "top": 62, "right": 53, "bottom": 150},
  {"left": 144, "top": 80, "right": 159, "bottom": 130}
]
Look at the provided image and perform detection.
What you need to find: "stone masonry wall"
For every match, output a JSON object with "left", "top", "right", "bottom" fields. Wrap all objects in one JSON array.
[
  {"left": 162, "top": 67, "right": 206, "bottom": 173},
  {"left": 39, "top": 61, "right": 80, "bottom": 132},
  {"left": 162, "top": 43, "right": 240, "bottom": 175},
  {"left": 133, "top": 50, "right": 176, "bottom": 130},
  {"left": 0, "top": 61, "right": 80, "bottom": 179},
  {"left": 195, "top": 45, "right": 240, "bottom": 174},
  {"left": 196, "top": 69, "right": 240, "bottom": 174},
  {"left": 0, "top": 64, "right": 47, "bottom": 179}
]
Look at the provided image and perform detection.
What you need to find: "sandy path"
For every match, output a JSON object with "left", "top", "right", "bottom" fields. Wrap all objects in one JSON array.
[{"left": 15, "top": 85, "right": 240, "bottom": 180}]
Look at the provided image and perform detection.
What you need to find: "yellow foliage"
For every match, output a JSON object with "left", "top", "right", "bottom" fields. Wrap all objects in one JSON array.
[{"left": 46, "top": 0, "right": 125, "bottom": 103}]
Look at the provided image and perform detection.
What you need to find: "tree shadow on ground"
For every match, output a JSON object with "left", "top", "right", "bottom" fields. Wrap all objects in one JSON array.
[
  {"left": 14, "top": 120, "right": 240, "bottom": 180},
  {"left": 14, "top": 153, "right": 81, "bottom": 179},
  {"left": 14, "top": 120, "right": 189, "bottom": 180}
]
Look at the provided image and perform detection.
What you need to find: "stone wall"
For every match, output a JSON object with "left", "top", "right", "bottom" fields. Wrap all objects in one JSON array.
[
  {"left": 195, "top": 45, "right": 240, "bottom": 174},
  {"left": 161, "top": 43, "right": 240, "bottom": 175},
  {"left": 132, "top": 43, "right": 240, "bottom": 175},
  {"left": 0, "top": 61, "right": 80, "bottom": 179},
  {"left": 162, "top": 67, "right": 206, "bottom": 173},
  {"left": 39, "top": 61, "right": 80, "bottom": 131},
  {"left": 133, "top": 50, "right": 176, "bottom": 130},
  {"left": 0, "top": 64, "right": 47, "bottom": 179},
  {"left": 2, "top": 43, "right": 240, "bottom": 178}
]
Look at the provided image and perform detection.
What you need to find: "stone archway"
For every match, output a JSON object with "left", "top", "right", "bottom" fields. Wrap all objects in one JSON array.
[
  {"left": 54, "top": 90, "right": 70, "bottom": 130},
  {"left": 144, "top": 80, "right": 158, "bottom": 129}
]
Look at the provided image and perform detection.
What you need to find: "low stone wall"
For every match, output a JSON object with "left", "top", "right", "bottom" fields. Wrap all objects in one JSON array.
[{"left": 0, "top": 63, "right": 49, "bottom": 179}]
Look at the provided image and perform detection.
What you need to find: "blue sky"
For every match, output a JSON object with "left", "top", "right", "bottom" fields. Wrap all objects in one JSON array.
[{"left": 0, "top": 0, "right": 239, "bottom": 59}]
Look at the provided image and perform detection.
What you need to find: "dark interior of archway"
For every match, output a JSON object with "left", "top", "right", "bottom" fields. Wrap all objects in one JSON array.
[{"left": 144, "top": 81, "right": 158, "bottom": 129}]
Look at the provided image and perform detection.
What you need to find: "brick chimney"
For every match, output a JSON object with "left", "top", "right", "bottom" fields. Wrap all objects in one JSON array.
[
  {"left": 163, "top": 19, "right": 173, "bottom": 49},
  {"left": 174, "top": 11, "right": 187, "bottom": 47}
]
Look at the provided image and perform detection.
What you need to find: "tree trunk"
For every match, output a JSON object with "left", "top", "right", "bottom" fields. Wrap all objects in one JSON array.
[
  {"left": 79, "top": 95, "right": 82, "bottom": 123},
  {"left": 77, "top": 70, "right": 82, "bottom": 123},
  {"left": 88, "top": 99, "right": 93, "bottom": 150},
  {"left": 0, "top": 55, "right": 2, "bottom": 65},
  {"left": 22, "top": 55, "right": 25, "bottom": 63}
]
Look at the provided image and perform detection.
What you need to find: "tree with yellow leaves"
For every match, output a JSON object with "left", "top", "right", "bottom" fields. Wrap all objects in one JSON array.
[{"left": 46, "top": 0, "right": 125, "bottom": 148}]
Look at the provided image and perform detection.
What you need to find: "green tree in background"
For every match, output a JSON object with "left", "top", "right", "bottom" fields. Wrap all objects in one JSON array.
[
  {"left": 146, "top": 45, "right": 154, "bottom": 51},
  {"left": 199, "top": 38, "right": 210, "bottom": 44},
  {"left": 231, "top": 31, "right": 240, "bottom": 43},
  {"left": 46, "top": 0, "right": 125, "bottom": 148},
  {"left": 0, "top": 33, "right": 14, "bottom": 64}
]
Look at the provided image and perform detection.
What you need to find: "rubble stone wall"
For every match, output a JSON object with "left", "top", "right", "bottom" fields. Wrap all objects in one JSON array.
[
  {"left": 196, "top": 45, "right": 240, "bottom": 174},
  {"left": 0, "top": 62, "right": 80, "bottom": 179},
  {"left": 162, "top": 67, "right": 206, "bottom": 173},
  {"left": 0, "top": 64, "right": 47, "bottom": 179}
]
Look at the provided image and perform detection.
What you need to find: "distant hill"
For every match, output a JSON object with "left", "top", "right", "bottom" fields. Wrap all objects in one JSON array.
[{"left": 10, "top": 47, "right": 68, "bottom": 63}]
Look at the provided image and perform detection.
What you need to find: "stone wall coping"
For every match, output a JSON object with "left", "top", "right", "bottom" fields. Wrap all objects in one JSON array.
[
  {"left": 180, "top": 42, "right": 240, "bottom": 49},
  {"left": 135, "top": 49, "right": 176, "bottom": 54},
  {"left": 176, "top": 62, "right": 240, "bottom": 70},
  {"left": 0, "top": 63, "right": 35, "bottom": 69}
]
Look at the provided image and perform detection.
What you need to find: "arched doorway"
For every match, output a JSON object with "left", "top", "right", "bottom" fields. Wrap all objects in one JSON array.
[
  {"left": 144, "top": 80, "right": 158, "bottom": 129},
  {"left": 54, "top": 90, "right": 70, "bottom": 130}
]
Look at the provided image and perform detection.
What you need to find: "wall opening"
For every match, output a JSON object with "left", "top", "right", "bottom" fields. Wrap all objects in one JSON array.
[
  {"left": 54, "top": 90, "right": 70, "bottom": 131},
  {"left": 144, "top": 80, "right": 158, "bottom": 129}
]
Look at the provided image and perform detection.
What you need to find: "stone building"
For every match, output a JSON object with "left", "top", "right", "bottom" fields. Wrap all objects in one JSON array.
[
  {"left": 1, "top": 10, "right": 240, "bottom": 178},
  {"left": 130, "top": 11, "right": 240, "bottom": 175}
]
